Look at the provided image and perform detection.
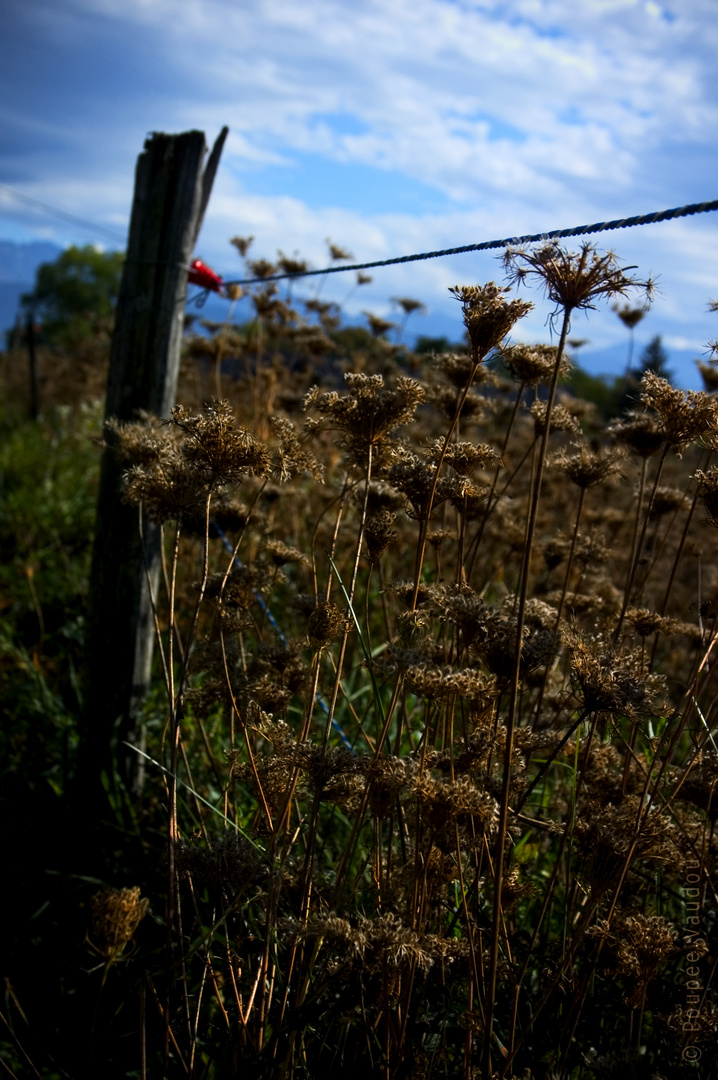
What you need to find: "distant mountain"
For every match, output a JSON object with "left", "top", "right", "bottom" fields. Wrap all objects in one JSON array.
[{"left": 0, "top": 239, "right": 64, "bottom": 340}]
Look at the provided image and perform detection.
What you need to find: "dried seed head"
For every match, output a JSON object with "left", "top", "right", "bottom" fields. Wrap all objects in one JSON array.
[
  {"left": 230, "top": 235, "right": 254, "bottom": 258},
  {"left": 613, "top": 302, "right": 649, "bottom": 330},
  {"left": 170, "top": 401, "right": 271, "bottom": 484},
  {"left": 388, "top": 450, "right": 471, "bottom": 521},
  {"left": 304, "top": 372, "right": 425, "bottom": 464},
  {"left": 428, "top": 437, "right": 498, "bottom": 476},
  {"left": 176, "top": 834, "right": 261, "bottom": 890},
  {"left": 567, "top": 632, "right": 658, "bottom": 718},
  {"left": 122, "top": 446, "right": 211, "bottom": 523},
  {"left": 89, "top": 886, "right": 149, "bottom": 964},
  {"left": 648, "top": 485, "right": 684, "bottom": 518},
  {"left": 551, "top": 442, "right": 625, "bottom": 489},
  {"left": 264, "top": 540, "right": 309, "bottom": 568},
  {"left": 693, "top": 466, "right": 718, "bottom": 528},
  {"left": 640, "top": 372, "right": 718, "bottom": 454},
  {"left": 448, "top": 281, "right": 533, "bottom": 359},
  {"left": 307, "top": 601, "right": 344, "bottom": 650},
  {"left": 392, "top": 296, "right": 427, "bottom": 316},
  {"left": 530, "top": 400, "right": 582, "bottom": 438},
  {"left": 363, "top": 509, "right": 398, "bottom": 563},
  {"left": 270, "top": 416, "right": 324, "bottom": 483},
  {"left": 696, "top": 359, "right": 718, "bottom": 394},
  {"left": 609, "top": 411, "right": 667, "bottom": 458},
  {"left": 364, "top": 312, "right": 395, "bottom": 338},
  {"left": 499, "top": 342, "right": 570, "bottom": 386},
  {"left": 504, "top": 241, "right": 653, "bottom": 315}
]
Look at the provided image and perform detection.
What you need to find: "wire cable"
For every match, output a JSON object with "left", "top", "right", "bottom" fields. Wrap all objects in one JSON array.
[{"left": 224, "top": 197, "right": 718, "bottom": 287}]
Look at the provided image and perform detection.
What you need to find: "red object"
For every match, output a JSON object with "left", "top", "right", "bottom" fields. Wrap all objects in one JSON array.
[{"left": 188, "top": 258, "right": 224, "bottom": 294}]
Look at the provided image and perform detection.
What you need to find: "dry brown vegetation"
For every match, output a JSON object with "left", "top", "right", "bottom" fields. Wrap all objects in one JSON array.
[{"left": 2, "top": 240, "right": 718, "bottom": 1079}]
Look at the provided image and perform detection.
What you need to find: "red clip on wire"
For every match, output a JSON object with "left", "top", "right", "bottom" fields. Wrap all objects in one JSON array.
[{"left": 188, "top": 258, "right": 224, "bottom": 294}]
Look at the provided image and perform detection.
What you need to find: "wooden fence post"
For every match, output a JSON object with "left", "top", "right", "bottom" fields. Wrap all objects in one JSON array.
[{"left": 80, "top": 127, "right": 228, "bottom": 800}]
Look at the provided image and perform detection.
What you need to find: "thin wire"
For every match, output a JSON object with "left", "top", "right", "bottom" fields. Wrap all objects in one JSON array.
[
  {"left": 224, "top": 198, "right": 718, "bottom": 287},
  {"left": 0, "top": 185, "right": 127, "bottom": 243}
]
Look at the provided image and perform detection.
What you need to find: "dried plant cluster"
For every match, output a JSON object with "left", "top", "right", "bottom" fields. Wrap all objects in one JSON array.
[{"left": 97, "top": 242, "right": 718, "bottom": 1078}]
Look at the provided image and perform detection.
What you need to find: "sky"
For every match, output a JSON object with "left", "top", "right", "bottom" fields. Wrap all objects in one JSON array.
[{"left": 1, "top": 0, "right": 718, "bottom": 385}]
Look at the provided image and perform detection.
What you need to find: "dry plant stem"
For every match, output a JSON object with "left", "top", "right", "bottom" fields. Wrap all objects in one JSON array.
[
  {"left": 465, "top": 383, "right": 526, "bottom": 580},
  {"left": 140, "top": 976, "right": 147, "bottom": 1080},
  {"left": 164, "top": 519, "right": 182, "bottom": 1072},
  {"left": 213, "top": 298, "right": 238, "bottom": 400},
  {"left": 540, "top": 718, "right": 678, "bottom": 1059},
  {"left": 613, "top": 444, "right": 668, "bottom": 644},
  {"left": 503, "top": 818, "right": 572, "bottom": 1071},
  {"left": 530, "top": 486, "right": 586, "bottom": 728},
  {"left": 649, "top": 478, "right": 704, "bottom": 669},
  {"left": 323, "top": 445, "right": 372, "bottom": 741},
  {"left": 0, "top": 1009, "right": 43, "bottom": 1080},
  {"left": 159, "top": 521, "right": 186, "bottom": 664},
  {"left": 555, "top": 486, "right": 586, "bottom": 628},
  {"left": 483, "top": 309, "right": 570, "bottom": 1080},
  {"left": 219, "top": 628, "right": 273, "bottom": 828},
  {"left": 298, "top": 448, "right": 373, "bottom": 928},
  {"left": 411, "top": 356, "right": 482, "bottom": 610},
  {"left": 185, "top": 877, "right": 232, "bottom": 1032},
  {"left": 138, "top": 504, "right": 170, "bottom": 695},
  {"left": 147, "top": 974, "right": 189, "bottom": 1074},
  {"left": 515, "top": 709, "right": 590, "bottom": 815}
]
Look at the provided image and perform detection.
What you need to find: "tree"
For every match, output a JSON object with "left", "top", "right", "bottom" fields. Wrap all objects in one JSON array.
[
  {"left": 636, "top": 334, "right": 673, "bottom": 381},
  {"left": 22, "top": 244, "right": 124, "bottom": 346},
  {"left": 615, "top": 334, "right": 673, "bottom": 415}
]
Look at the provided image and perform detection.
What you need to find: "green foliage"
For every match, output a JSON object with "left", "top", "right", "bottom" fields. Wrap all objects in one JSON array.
[
  {"left": 564, "top": 363, "right": 623, "bottom": 421},
  {"left": 23, "top": 244, "right": 124, "bottom": 346},
  {"left": 414, "top": 334, "right": 463, "bottom": 355},
  {"left": 0, "top": 401, "right": 101, "bottom": 786}
]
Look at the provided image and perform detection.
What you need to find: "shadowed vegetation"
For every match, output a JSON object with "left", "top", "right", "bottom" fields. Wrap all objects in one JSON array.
[{"left": 1, "top": 239, "right": 717, "bottom": 1079}]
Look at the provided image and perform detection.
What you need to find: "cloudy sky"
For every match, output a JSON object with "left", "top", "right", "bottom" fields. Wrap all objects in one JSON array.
[{"left": 2, "top": 0, "right": 717, "bottom": 383}]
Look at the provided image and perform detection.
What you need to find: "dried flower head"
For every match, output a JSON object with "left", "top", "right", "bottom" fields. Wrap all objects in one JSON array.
[
  {"left": 363, "top": 509, "right": 398, "bottom": 563},
  {"left": 504, "top": 241, "right": 653, "bottom": 316},
  {"left": 304, "top": 373, "right": 425, "bottom": 464},
  {"left": 230, "top": 235, "right": 254, "bottom": 258},
  {"left": 551, "top": 442, "right": 625, "bottom": 489},
  {"left": 427, "top": 437, "right": 498, "bottom": 476},
  {"left": 327, "top": 241, "right": 353, "bottom": 262},
  {"left": 589, "top": 914, "right": 677, "bottom": 1007},
  {"left": 388, "top": 450, "right": 470, "bottom": 521},
  {"left": 613, "top": 302, "right": 649, "bottom": 330},
  {"left": 89, "top": 886, "right": 149, "bottom": 965},
  {"left": 122, "top": 445, "right": 210, "bottom": 523},
  {"left": 530, "top": 399, "right": 582, "bottom": 438},
  {"left": 693, "top": 466, "right": 718, "bottom": 528},
  {"left": 307, "top": 601, "right": 345, "bottom": 650},
  {"left": 176, "top": 833, "right": 261, "bottom": 891},
  {"left": 392, "top": 296, "right": 427, "bottom": 316},
  {"left": 640, "top": 372, "right": 718, "bottom": 454},
  {"left": 499, "top": 342, "right": 570, "bottom": 386},
  {"left": 696, "top": 359, "right": 718, "bottom": 394},
  {"left": 168, "top": 401, "right": 271, "bottom": 484},
  {"left": 609, "top": 411, "right": 667, "bottom": 458},
  {"left": 567, "top": 633, "right": 658, "bottom": 718},
  {"left": 448, "top": 282, "right": 533, "bottom": 359},
  {"left": 270, "top": 416, "right": 324, "bottom": 482},
  {"left": 364, "top": 313, "right": 395, "bottom": 338}
]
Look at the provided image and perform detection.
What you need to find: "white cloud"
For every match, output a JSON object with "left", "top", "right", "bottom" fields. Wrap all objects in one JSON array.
[{"left": 2, "top": 0, "right": 717, "bottom": 383}]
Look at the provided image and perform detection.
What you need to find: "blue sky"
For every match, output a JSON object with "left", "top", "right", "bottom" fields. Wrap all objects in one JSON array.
[{"left": 1, "top": 0, "right": 717, "bottom": 384}]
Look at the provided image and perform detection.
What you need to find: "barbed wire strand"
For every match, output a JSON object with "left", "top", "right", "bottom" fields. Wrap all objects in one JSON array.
[{"left": 224, "top": 198, "right": 718, "bottom": 288}]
